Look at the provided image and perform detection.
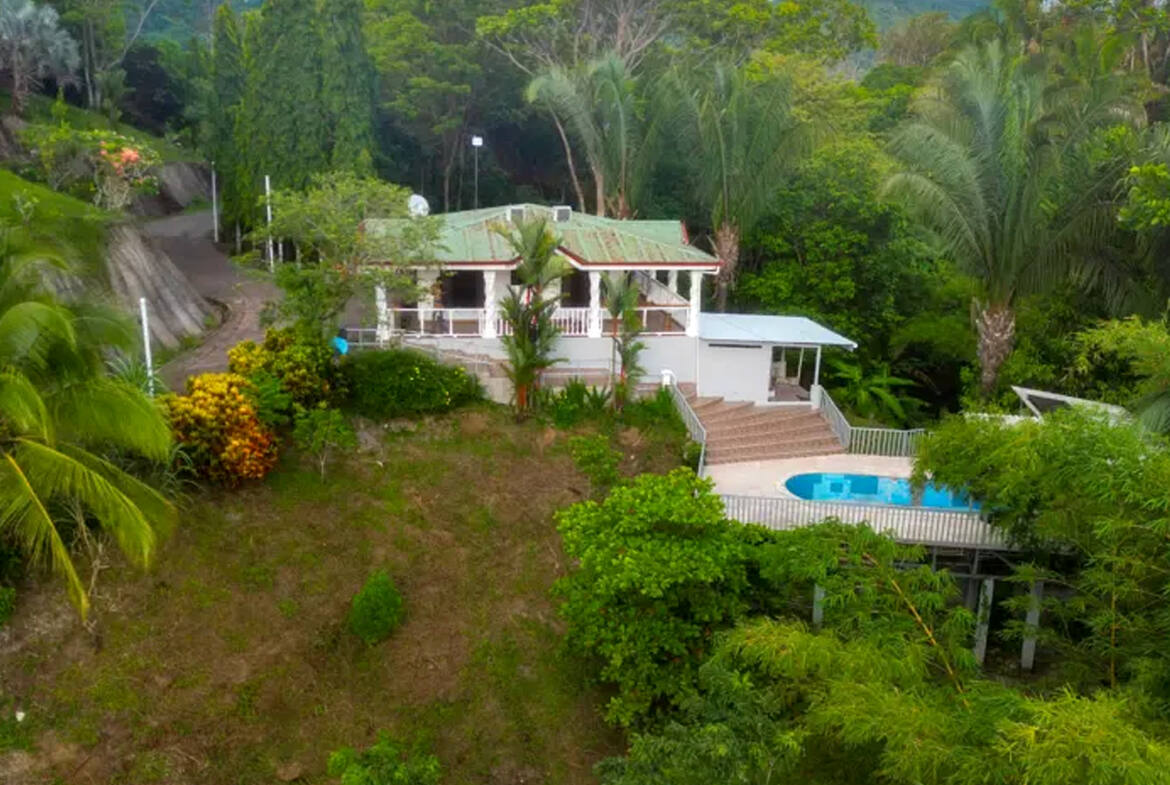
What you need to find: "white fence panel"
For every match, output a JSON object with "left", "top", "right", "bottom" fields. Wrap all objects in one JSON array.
[{"left": 720, "top": 494, "right": 1008, "bottom": 550}]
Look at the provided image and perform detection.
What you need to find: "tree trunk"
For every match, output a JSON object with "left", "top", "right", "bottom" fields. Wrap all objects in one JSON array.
[
  {"left": 973, "top": 300, "right": 1015, "bottom": 395},
  {"left": 9, "top": 52, "right": 25, "bottom": 116},
  {"left": 551, "top": 112, "right": 587, "bottom": 212},
  {"left": 592, "top": 160, "right": 605, "bottom": 217},
  {"left": 713, "top": 221, "right": 740, "bottom": 312}
]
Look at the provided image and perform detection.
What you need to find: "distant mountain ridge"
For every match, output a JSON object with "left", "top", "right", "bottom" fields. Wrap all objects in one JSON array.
[{"left": 863, "top": 0, "right": 989, "bottom": 29}]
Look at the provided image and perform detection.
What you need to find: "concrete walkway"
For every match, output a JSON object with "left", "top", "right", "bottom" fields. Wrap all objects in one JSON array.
[
  {"left": 706, "top": 454, "right": 913, "bottom": 497},
  {"left": 146, "top": 211, "right": 278, "bottom": 391}
]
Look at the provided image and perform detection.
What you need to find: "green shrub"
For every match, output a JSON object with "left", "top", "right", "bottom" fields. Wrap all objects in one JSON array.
[
  {"left": 556, "top": 469, "right": 751, "bottom": 725},
  {"left": 568, "top": 434, "right": 621, "bottom": 494},
  {"left": 341, "top": 350, "right": 481, "bottom": 420},
  {"left": 228, "top": 328, "right": 338, "bottom": 407},
  {"left": 293, "top": 405, "right": 358, "bottom": 479},
  {"left": 327, "top": 734, "right": 440, "bottom": 785},
  {"left": 621, "top": 387, "right": 684, "bottom": 432},
  {"left": 682, "top": 440, "right": 704, "bottom": 471},
  {"left": 538, "top": 379, "right": 611, "bottom": 428},
  {"left": 0, "top": 587, "right": 15, "bottom": 627},
  {"left": 242, "top": 370, "right": 294, "bottom": 429},
  {"left": 348, "top": 570, "right": 404, "bottom": 645}
]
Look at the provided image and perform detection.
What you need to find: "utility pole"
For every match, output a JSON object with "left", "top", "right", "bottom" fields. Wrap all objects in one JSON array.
[
  {"left": 210, "top": 162, "right": 219, "bottom": 244},
  {"left": 471, "top": 135, "right": 484, "bottom": 209},
  {"left": 139, "top": 297, "right": 154, "bottom": 397},
  {"left": 264, "top": 174, "right": 274, "bottom": 273}
]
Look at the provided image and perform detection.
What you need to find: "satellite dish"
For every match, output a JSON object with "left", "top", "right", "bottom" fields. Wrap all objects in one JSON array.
[{"left": 408, "top": 193, "right": 430, "bottom": 217}]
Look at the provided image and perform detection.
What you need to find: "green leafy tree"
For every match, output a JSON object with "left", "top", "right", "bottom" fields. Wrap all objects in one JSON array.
[
  {"left": 556, "top": 468, "right": 750, "bottom": 725},
  {"left": 0, "top": 0, "right": 79, "bottom": 116},
  {"left": 737, "top": 140, "right": 938, "bottom": 358},
  {"left": 884, "top": 39, "right": 1143, "bottom": 394},
  {"left": 879, "top": 12, "right": 957, "bottom": 67},
  {"left": 0, "top": 233, "right": 175, "bottom": 618},
  {"left": 293, "top": 405, "right": 357, "bottom": 479},
  {"left": 1076, "top": 316, "right": 1170, "bottom": 431},
  {"left": 320, "top": 0, "right": 376, "bottom": 174},
  {"left": 236, "top": 0, "right": 328, "bottom": 194},
  {"left": 208, "top": 3, "right": 249, "bottom": 234},
  {"left": 496, "top": 216, "right": 567, "bottom": 414},
  {"left": 254, "top": 171, "right": 440, "bottom": 339},
  {"left": 917, "top": 408, "right": 1170, "bottom": 691}
]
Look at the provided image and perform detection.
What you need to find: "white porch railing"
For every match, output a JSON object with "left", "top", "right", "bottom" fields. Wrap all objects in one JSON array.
[
  {"left": 813, "top": 384, "right": 925, "bottom": 458},
  {"left": 720, "top": 494, "right": 1007, "bottom": 550},
  {"left": 370, "top": 305, "right": 689, "bottom": 339}
]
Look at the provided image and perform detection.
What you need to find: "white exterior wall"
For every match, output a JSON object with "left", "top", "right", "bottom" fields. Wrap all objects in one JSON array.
[{"left": 696, "top": 341, "right": 772, "bottom": 402}]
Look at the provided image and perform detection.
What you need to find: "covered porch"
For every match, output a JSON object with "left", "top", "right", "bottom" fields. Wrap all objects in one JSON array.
[{"left": 371, "top": 265, "right": 708, "bottom": 340}]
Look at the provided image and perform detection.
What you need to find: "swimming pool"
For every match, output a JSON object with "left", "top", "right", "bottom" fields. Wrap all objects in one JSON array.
[{"left": 784, "top": 473, "right": 979, "bottom": 511}]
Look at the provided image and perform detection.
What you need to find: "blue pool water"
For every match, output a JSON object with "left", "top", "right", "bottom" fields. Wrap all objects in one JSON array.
[{"left": 785, "top": 473, "right": 979, "bottom": 511}]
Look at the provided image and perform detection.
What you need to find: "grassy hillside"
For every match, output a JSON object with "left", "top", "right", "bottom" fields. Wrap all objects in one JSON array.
[
  {"left": 1, "top": 91, "right": 199, "bottom": 164},
  {"left": 0, "top": 170, "right": 110, "bottom": 259}
]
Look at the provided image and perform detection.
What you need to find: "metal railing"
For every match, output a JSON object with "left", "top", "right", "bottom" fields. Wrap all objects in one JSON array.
[
  {"left": 812, "top": 384, "right": 925, "bottom": 458},
  {"left": 662, "top": 370, "right": 707, "bottom": 477},
  {"left": 721, "top": 494, "right": 1008, "bottom": 550},
  {"left": 367, "top": 305, "right": 690, "bottom": 339}
]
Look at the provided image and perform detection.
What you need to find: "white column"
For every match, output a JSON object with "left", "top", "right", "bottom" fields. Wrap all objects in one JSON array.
[
  {"left": 587, "top": 271, "right": 602, "bottom": 338},
  {"left": 1020, "top": 581, "right": 1044, "bottom": 670},
  {"left": 418, "top": 269, "right": 438, "bottom": 326},
  {"left": 375, "top": 285, "right": 391, "bottom": 344},
  {"left": 686, "top": 271, "right": 702, "bottom": 337},
  {"left": 813, "top": 345, "right": 822, "bottom": 387},
  {"left": 668, "top": 270, "right": 678, "bottom": 295},
  {"left": 973, "top": 577, "right": 995, "bottom": 665},
  {"left": 482, "top": 270, "right": 498, "bottom": 339}
]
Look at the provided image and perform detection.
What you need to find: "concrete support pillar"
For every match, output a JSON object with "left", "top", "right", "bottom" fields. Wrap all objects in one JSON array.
[
  {"left": 375, "top": 285, "right": 391, "bottom": 344},
  {"left": 812, "top": 584, "right": 825, "bottom": 628},
  {"left": 668, "top": 270, "right": 679, "bottom": 295},
  {"left": 587, "top": 271, "right": 602, "bottom": 338},
  {"left": 482, "top": 270, "right": 498, "bottom": 339},
  {"left": 687, "top": 271, "right": 702, "bottom": 337},
  {"left": 813, "top": 345, "right": 823, "bottom": 388},
  {"left": 1020, "top": 580, "right": 1044, "bottom": 671},
  {"left": 973, "top": 577, "right": 995, "bottom": 665}
]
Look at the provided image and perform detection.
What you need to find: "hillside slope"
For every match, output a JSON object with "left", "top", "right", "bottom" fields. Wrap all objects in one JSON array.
[{"left": 863, "top": 0, "right": 988, "bottom": 28}]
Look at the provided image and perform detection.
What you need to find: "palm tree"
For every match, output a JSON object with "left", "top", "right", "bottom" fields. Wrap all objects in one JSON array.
[
  {"left": 527, "top": 53, "right": 657, "bottom": 217},
  {"left": 495, "top": 217, "right": 569, "bottom": 413},
  {"left": 884, "top": 39, "right": 1143, "bottom": 394},
  {"left": 0, "top": 235, "right": 175, "bottom": 617},
  {"left": 673, "top": 62, "right": 814, "bottom": 311},
  {"left": 0, "top": 0, "right": 79, "bottom": 116},
  {"left": 827, "top": 358, "right": 919, "bottom": 426},
  {"left": 601, "top": 272, "right": 644, "bottom": 409}
]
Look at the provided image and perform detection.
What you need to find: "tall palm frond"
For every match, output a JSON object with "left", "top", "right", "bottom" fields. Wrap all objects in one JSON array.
[
  {"left": 0, "top": 236, "right": 174, "bottom": 617},
  {"left": 884, "top": 39, "right": 1144, "bottom": 393}
]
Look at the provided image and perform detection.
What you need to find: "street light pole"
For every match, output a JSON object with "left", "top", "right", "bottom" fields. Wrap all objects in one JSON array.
[{"left": 471, "top": 135, "right": 483, "bottom": 209}]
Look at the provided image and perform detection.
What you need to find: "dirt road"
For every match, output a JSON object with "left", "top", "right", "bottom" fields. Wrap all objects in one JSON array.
[{"left": 146, "top": 211, "right": 277, "bottom": 390}]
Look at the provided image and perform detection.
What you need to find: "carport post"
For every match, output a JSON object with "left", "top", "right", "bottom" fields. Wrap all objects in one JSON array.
[{"left": 813, "top": 345, "right": 822, "bottom": 387}]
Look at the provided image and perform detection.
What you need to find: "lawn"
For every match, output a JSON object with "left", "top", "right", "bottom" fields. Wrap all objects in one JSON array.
[{"left": 0, "top": 406, "right": 686, "bottom": 784}]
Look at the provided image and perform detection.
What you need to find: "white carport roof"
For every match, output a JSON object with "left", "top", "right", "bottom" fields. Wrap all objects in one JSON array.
[{"left": 699, "top": 313, "right": 857, "bottom": 349}]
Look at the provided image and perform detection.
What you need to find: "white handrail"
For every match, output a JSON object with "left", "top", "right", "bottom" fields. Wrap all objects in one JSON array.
[
  {"left": 813, "top": 384, "right": 925, "bottom": 458},
  {"left": 661, "top": 370, "right": 707, "bottom": 477}
]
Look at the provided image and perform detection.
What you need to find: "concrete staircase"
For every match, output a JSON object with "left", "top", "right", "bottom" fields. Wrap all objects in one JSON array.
[{"left": 689, "top": 396, "right": 845, "bottom": 465}]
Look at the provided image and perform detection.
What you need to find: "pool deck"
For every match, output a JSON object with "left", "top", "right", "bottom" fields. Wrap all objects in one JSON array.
[{"left": 706, "top": 454, "right": 914, "bottom": 498}]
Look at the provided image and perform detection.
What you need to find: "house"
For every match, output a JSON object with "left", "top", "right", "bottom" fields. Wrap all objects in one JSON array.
[{"left": 358, "top": 204, "right": 856, "bottom": 407}]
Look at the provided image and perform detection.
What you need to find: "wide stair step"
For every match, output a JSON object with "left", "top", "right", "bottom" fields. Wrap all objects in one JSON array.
[
  {"left": 706, "top": 438, "right": 844, "bottom": 465},
  {"left": 707, "top": 420, "right": 837, "bottom": 447}
]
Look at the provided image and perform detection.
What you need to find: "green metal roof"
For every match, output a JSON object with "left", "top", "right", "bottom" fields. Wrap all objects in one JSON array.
[{"left": 364, "top": 204, "right": 721, "bottom": 269}]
